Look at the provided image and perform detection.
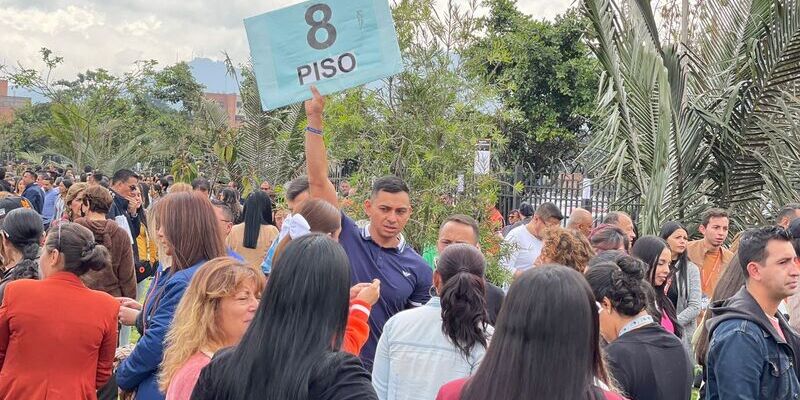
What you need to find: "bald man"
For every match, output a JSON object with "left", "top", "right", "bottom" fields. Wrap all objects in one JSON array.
[
  {"left": 567, "top": 208, "right": 593, "bottom": 238},
  {"left": 604, "top": 211, "right": 636, "bottom": 243}
]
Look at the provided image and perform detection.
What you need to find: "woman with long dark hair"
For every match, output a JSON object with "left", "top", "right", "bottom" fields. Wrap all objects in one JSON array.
[
  {"left": 585, "top": 256, "right": 692, "bottom": 400},
  {"left": 191, "top": 234, "right": 378, "bottom": 400},
  {"left": 437, "top": 265, "right": 624, "bottom": 400},
  {"left": 0, "top": 208, "right": 43, "bottom": 294},
  {"left": 116, "top": 192, "right": 227, "bottom": 400},
  {"left": 659, "top": 221, "right": 702, "bottom": 353},
  {"left": 226, "top": 191, "right": 278, "bottom": 267},
  {"left": 0, "top": 222, "right": 118, "bottom": 399},
  {"left": 372, "top": 244, "right": 492, "bottom": 400},
  {"left": 631, "top": 235, "right": 681, "bottom": 337},
  {"left": 218, "top": 188, "right": 242, "bottom": 224}
]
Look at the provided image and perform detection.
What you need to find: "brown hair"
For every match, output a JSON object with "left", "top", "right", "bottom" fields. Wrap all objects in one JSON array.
[
  {"left": 83, "top": 185, "right": 113, "bottom": 214},
  {"left": 701, "top": 208, "right": 729, "bottom": 227},
  {"left": 539, "top": 227, "right": 595, "bottom": 273},
  {"left": 273, "top": 198, "right": 340, "bottom": 264},
  {"left": 167, "top": 182, "right": 193, "bottom": 194},
  {"left": 160, "top": 192, "right": 226, "bottom": 270},
  {"left": 159, "top": 257, "right": 266, "bottom": 392},
  {"left": 44, "top": 222, "right": 111, "bottom": 276}
]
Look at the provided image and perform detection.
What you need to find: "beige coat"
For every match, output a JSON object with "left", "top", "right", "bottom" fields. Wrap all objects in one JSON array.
[{"left": 226, "top": 223, "right": 279, "bottom": 267}]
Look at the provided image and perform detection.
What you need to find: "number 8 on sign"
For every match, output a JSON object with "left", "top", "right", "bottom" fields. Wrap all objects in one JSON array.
[{"left": 306, "top": 4, "right": 337, "bottom": 50}]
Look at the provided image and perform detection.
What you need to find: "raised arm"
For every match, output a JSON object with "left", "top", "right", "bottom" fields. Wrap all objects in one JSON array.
[{"left": 305, "top": 86, "right": 339, "bottom": 208}]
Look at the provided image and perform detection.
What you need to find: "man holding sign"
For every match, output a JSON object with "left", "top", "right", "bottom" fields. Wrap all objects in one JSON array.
[
  {"left": 245, "top": 0, "right": 403, "bottom": 110},
  {"left": 303, "top": 87, "right": 433, "bottom": 371}
]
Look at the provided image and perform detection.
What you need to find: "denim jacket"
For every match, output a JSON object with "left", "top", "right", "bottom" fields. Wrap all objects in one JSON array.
[{"left": 706, "top": 287, "right": 800, "bottom": 400}]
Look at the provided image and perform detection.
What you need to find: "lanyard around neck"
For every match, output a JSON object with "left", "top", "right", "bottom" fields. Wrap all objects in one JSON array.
[{"left": 619, "top": 314, "right": 654, "bottom": 337}]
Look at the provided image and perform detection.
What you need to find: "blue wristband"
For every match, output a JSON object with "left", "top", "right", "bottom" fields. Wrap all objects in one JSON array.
[{"left": 305, "top": 126, "right": 323, "bottom": 135}]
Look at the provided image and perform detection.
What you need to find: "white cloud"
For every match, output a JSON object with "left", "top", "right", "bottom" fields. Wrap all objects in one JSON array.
[{"left": 0, "top": 0, "right": 572, "bottom": 79}]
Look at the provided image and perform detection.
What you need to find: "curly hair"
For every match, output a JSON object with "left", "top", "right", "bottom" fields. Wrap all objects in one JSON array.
[
  {"left": 585, "top": 256, "right": 650, "bottom": 316},
  {"left": 159, "top": 257, "right": 266, "bottom": 392},
  {"left": 539, "top": 227, "right": 595, "bottom": 273}
]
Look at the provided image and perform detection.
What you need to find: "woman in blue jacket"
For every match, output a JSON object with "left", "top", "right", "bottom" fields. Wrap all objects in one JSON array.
[{"left": 116, "top": 192, "right": 227, "bottom": 400}]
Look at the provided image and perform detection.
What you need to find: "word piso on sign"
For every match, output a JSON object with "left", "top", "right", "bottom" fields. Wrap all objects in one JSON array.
[{"left": 244, "top": 0, "right": 403, "bottom": 111}]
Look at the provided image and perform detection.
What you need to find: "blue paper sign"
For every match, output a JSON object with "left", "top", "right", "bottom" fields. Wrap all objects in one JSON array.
[{"left": 244, "top": 0, "right": 404, "bottom": 111}]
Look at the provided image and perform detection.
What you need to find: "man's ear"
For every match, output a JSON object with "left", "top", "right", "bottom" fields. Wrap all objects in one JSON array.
[
  {"left": 746, "top": 261, "right": 760, "bottom": 281},
  {"left": 699, "top": 224, "right": 707, "bottom": 236},
  {"left": 364, "top": 199, "right": 372, "bottom": 216}
]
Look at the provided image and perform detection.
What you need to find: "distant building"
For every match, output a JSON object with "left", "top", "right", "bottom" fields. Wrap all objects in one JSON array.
[
  {"left": 0, "top": 80, "right": 31, "bottom": 123},
  {"left": 203, "top": 92, "right": 244, "bottom": 128}
]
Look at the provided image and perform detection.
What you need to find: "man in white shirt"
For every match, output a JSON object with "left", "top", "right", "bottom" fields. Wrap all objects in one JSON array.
[{"left": 501, "top": 202, "right": 563, "bottom": 273}]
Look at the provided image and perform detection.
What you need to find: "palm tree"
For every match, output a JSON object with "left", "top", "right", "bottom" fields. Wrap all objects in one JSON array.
[
  {"left": 582, "top": 0, "right": 800, "bottom": 234},
  {"left": 39, "top": 102, "right": 148, "bottom": 173},
  {"left": 224, "top": 55, "right": 307, "bottom": 193}
]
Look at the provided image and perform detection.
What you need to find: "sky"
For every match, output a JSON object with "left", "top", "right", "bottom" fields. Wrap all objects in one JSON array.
[{"left": 0, "top": 0, "right": 574, "bottom": 85}]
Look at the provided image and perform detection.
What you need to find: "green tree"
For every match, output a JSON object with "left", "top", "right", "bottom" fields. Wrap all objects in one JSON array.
[
  {"left": 2, "top": 49, "right": 199, "bottom": 172},
  {"left": 465, "top": 0, "right": 600, "bottom": 171},
  {"left": 582, "top": 0, "right": 800, "bottom": 234},
  {"left": 0, "top": 103, "right": 52, "bottom": 152}
]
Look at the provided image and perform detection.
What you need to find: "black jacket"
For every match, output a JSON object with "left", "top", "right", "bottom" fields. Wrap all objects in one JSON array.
[
  {"left": 485, "top": 282, "right": 504, "bottom": 325},
  {"left": 605, "top": 323, "right": 692, "bottom": 400},
  {"left": 191, "top": 348, "right": 378, "bottom": 400},
  {"left": 107, "top": 190, "right": 142, "bottom": 261}
]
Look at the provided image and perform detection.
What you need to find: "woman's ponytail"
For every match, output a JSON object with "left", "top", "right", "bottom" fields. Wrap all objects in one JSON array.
[
  {"left": 436, "top": 244, "right": 490, "bottom": 361},
  {"left": 440, "top": 270, "right": 489, "bottom": 360},
  {"left": 1, "top": 208, "right": 43, "bottom": 280}
]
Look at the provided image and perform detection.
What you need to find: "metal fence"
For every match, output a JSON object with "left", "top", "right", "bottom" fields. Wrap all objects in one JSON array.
[{"left": 498, "top": 165, "right": 641, "bottom": 226}]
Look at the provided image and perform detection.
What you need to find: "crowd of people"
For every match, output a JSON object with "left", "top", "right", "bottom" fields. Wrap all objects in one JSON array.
[{"left": 0, "top": 87, "right": 799, "bottom": 400}]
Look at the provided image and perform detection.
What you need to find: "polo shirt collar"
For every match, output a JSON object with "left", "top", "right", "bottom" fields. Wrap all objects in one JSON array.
[{"left": 361, "top": 223, "right": 407, "bottom": 252}]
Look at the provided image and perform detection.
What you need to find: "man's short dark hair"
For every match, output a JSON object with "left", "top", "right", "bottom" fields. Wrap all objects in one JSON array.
[
  {"left": 603, "top": 211, "right": 629, "bottom": 225},
  {"left": 371, "top": 176, "right": 410, "bottom": 198},
  {"left": 285, "top": 175, "right": 310, "bottom": 202},
  {"left": 701, "top": 208, "right": 729, "bottom": 227},
  {"left": 83, "top": 165, "right": 93, "bottom": 173},
  {"left": 210, "top": 199, "right": 234, "bottom": 222},
  {"left": 738, "top": 227, "right": 793, "bottom": 277},
  {"left": 440, "top": 214, "right": 480, "bottom": 242},
  {"left": 535, "top": 202, "right": 564, "bottom": 221},
  {"left": 23, "top": 170, "right": 37, "bottom": 180},
  {"left": 40, "top": 174, "right": 53, "bottom": 183},
  {"left": 111, "top": 169, "right": 140, "bottom": 185},
  {"left": 191, "top": 178, "right": 211, "bottom": 192},
  {"left": 519, "top": 202, "right": 534, "bottom": 217},
  {"left": 776, "top": 203, "right": 800, "bottom": 225}
]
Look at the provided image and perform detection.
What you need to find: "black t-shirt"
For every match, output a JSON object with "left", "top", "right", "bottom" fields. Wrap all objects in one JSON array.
[
  {"left": 191, "top": 348, "right": 378, "bottom": 400},
  {"left": 485, "top": 282, "right": 505, "bottom": 325},
  {"left": 605, "top": 324, "right": 692, "bottom": 400}
]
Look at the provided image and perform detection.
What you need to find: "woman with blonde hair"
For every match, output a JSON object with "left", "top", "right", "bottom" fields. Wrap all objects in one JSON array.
[
  {"left": 159, "top": 257, "right": 266, "bottom": 399},
  {"left": 61, "top": 182, "right": 88, "bottom": 224}
]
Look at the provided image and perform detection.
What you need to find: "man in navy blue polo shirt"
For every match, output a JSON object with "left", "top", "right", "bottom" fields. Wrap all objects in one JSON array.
[{"left": 303, "top": 86, "right": 433, "bottom": 371}]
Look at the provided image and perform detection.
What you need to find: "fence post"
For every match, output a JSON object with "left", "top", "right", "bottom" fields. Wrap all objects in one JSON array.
[{"left": 513, "top": 164, "right": 522, "bottom": 210}]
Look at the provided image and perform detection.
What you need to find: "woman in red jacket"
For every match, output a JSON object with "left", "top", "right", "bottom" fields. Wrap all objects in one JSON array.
[{"left": 0, "top": 222, "right": 119, "bottom": 400}]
